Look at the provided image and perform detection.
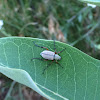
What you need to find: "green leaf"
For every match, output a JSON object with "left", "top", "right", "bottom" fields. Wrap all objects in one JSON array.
[
  {"left": 79, "top": 0, "right": 100, "bottom": 6},
  {"left": 0, "top": 37, "right": 100, "bottom": 100}
]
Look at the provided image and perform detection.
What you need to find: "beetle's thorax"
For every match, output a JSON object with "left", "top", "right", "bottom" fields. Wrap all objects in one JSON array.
[{"left": 40, "top": 50, "right": 61, "bottom": 60}]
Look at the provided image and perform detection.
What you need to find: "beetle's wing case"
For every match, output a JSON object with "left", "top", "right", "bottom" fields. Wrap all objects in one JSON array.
[{"left": 40, "top": 50, "right": 55, "bottom": 60}]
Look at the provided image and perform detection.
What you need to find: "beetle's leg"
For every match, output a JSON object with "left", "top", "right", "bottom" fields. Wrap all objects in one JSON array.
[
  {"left": 42, "top": 60, "right": 54, "bottom": 74},
  {"left": 55, "top": 61, "right": 63, "bottom": 68},
  {"left": 57, "top": 48, "right": 66, "bottom": 54},
  {"left": 31, "top": 58, "right": 47, "bottom": 61},
  {"left": 33, "top": 41, "right": 48, "bottom": 50}
]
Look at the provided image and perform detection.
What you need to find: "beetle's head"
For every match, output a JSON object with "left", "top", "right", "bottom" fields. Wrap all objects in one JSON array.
[
  {"left": 58, "top": 56, "right": 61, "bottom": 60},
  {"left": 55, "top": 54, "right": 61, "bottom": 60}
]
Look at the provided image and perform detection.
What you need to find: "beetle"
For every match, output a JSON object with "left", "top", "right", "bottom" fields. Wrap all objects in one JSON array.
[{"left": 31, "top": 40, "right": 66, "bottom": 74}]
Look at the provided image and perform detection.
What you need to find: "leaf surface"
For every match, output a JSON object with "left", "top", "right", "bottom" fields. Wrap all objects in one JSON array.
[{"left": 0, "top": 37, "right": 100, "bottom": 100}]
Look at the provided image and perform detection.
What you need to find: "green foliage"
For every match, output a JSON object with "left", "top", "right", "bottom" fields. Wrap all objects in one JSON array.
[
  {"left": 0, "top": 37, "right": 100, "bottom": 100},
  {"left": 0, "top": 0, "right": 89, "bottom": 38}
]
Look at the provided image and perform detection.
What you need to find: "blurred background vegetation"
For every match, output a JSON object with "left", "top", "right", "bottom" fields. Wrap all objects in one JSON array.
[{"left": 0, "top": 0, "right": 100, "bottom": 100}]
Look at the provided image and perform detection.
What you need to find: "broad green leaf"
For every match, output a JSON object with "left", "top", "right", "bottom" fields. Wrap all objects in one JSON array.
[
  {"left": 0, "top": 37, "right": 100, "bottom": 100},
  {"left": 79, "top": 0, "right": 100, "bottom": 6}
]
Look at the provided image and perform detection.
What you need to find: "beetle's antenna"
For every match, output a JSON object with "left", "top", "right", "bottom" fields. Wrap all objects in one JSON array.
[
  {"left": 57, "top": 48, "right": 66, "bottom": 54},
  {"left": 54, "top": 40, "right": 57, "bottom": 54},
  {"left": 54, "top": 40, "right": 56, "bottom": 51},
  {"left": 33, "top": 41, "right": 48, "bottom": 50},
  {"left": 42, "top": 61, "right": 54, "bottom": 74},
  {"left": 53, "top": 40, "right": 56, "bottom": 59}
]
